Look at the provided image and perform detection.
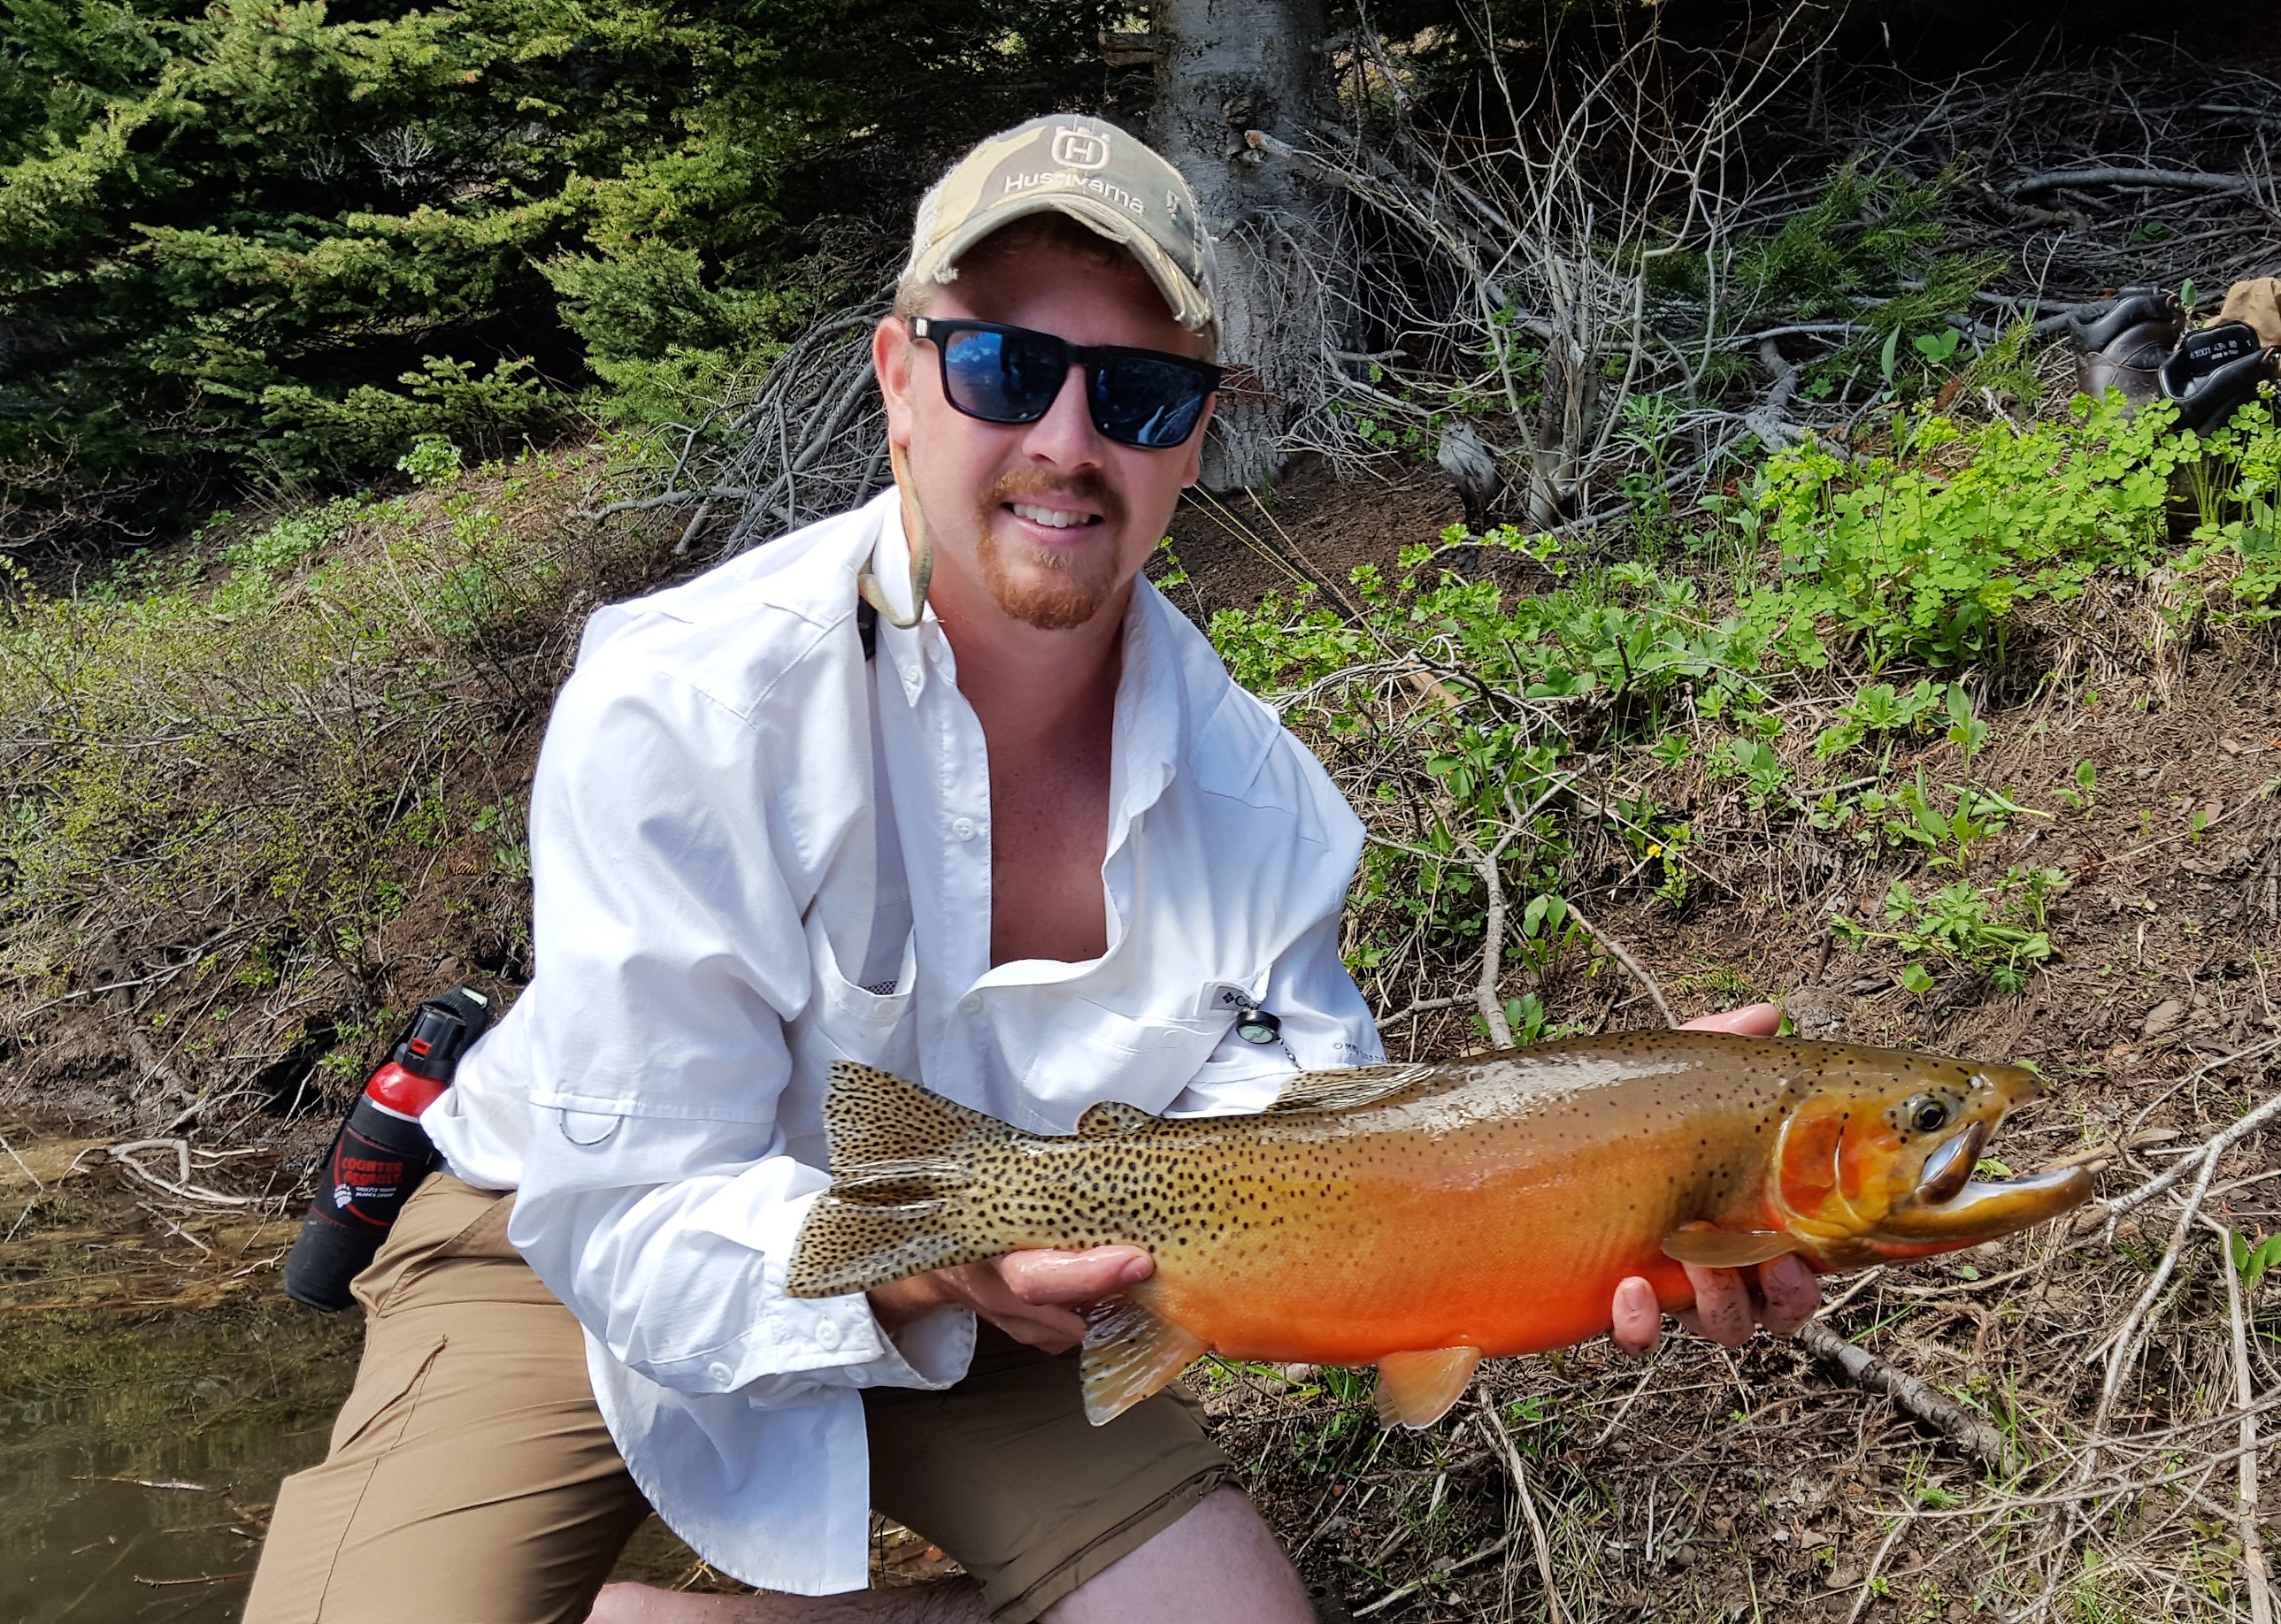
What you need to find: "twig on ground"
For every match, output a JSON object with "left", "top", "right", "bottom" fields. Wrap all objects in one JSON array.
[
  {"left": 1559, "top": 899, "right": 1679, "bottom": 1028},
  {"left": 579, "top": 486, "right": 750, "bottom": 522},
  {"left": 1470, "top": 826, "right": 1520, "bottom": 1049},
  {"left": 1352, "top": 1532, "right": 1515, "bottom": 1617},
  {"left": 1589, "top": 1360, "right": 1662, "bottom": 1448},
  {"left": 2106, "top": 1083, "right": 2281, "bottom": 1234},
  {"left": 1846, "top": 1511, "right": 1915, "bottom": 1624},
  {"left": 2210, "top": 1216, "right": 2276, "bottom": 1624},
  {"left": 0, "top": 1130, "right": 43, "bottom": 1191},
  {"left": 107, "top": 1138, "right": 261, "bottom": 1207},
  {"left": 1477, "top": 1398, "right": 1571, "bottom": 1624},
  {"left": 2010, "top": 166, "right": 2257, "bottom": 195},
  {"left": 1799, "top": 1317, "right": 2024, "bottom": 1476},
  {"left": 2084, "top": 1148, "right": 2265, "bottom": 1498}
]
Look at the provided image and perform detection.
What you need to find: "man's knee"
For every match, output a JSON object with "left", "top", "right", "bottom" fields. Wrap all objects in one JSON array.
[
  {"left": 245, "top": 1184, "right": 647, "bottom": 1623},
  {"left": 1045, "top": 1489, "right": 1311, "bottom": 1624}
]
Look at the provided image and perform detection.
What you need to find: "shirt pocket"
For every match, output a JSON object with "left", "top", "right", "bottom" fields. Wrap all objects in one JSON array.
[
  {"left": 793, "top": 908, "right": 919, "bottom": 1084},
  {"left": 1175, "top": 1021, "right": 1303, "bottom": 1105},
  {"left": 1017, "top": 998, "right": 1233, "bottom": 1127}
]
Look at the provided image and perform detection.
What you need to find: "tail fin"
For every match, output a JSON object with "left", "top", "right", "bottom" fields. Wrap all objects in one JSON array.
[{"left": 786, "top": 1062, "right": 1013, "bottom": 1298}]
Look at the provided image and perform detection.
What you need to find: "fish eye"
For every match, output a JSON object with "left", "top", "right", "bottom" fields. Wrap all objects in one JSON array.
[{"left": 1907, "top": 1096, "right": 1951, "bottom": 1135}]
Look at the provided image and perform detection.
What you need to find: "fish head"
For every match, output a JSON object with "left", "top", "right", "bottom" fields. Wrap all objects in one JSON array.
[{"left": 1766, "top": 1050, "right": 2093, "bottom": 1268}]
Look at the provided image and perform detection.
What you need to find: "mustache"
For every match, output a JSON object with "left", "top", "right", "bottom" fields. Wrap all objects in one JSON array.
[{"left": 979, "top": 468, "right": 1127, "bottom": 527}]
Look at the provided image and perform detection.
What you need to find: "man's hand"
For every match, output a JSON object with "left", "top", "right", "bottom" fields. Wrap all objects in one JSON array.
[
  {"left": 869, "top": 1245, "right": 1154, "bottom": 1354},
  {"left": 1608, "top": 1001, "right": 1824, "bottom": 1357}
]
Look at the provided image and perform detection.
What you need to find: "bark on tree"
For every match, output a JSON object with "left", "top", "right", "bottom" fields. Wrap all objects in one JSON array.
[{"left": 1148, "top": 0, "right": 1332, "bottom": 491}]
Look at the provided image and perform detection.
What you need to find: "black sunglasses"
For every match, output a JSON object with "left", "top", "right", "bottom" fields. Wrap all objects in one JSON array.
[{"left": 909, "top": 318, "right": 1221, "bottom": 451}]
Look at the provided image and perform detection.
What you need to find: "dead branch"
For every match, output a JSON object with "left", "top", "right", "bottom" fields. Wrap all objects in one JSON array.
[
  {"left": 106, "top": 1138, "right": 261, "bottom": 1208},
  {"left": 1477, "top": 1398, "right": 1571, "bottom": 1624},
  {"left": 579, "top": 487, "right": 750, "bottom": 521},
  {"left": 1799, "top": 1317, "right": 2024, "bottom": 1477},
  {"left": 1559, "top": 898, "right": 1679, "bottom": 1028},
  {"left": 2009, "top": 166, "right": 2257, "bottom": 195},
  {"left": 1353, "top": 1532, "right": 1516, "bottom": 1618},
  {"left": 2107, "top": 1080, "right": 2281, "bottom": 1232},
  {"left": 2209, "top": 1216, "right": 2276, "bottom": 1624}
]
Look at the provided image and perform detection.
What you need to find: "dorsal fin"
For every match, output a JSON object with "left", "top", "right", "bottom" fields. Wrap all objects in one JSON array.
[
  {"left": 1077, "top": 1100, "right": 1159, "bottom": 1138},
  {"left": 1265, "top": 1063, "right": 1441, "bottom": 1115}
]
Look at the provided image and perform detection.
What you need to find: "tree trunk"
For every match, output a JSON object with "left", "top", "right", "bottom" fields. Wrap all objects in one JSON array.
[{"left": 1149, "top": 0, "right": 1331, "bottom": 492}]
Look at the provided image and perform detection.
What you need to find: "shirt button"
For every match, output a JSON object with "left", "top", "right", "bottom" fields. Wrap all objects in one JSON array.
[
  {"left": 706, "top": 1360, "right": 733, "bottom": 1386},
  {"left": 952, "top": 816, "right": 977, "bottom": 841},
  {"left": 900, "top": 663, "right": 920, "bottom": 684},
  {"left": 815, "top": 1321, "right": 841, "bottom": 1352},
  {"left": 959, "top": 992, "right": 983, "bottom": 1015},
  {"left": 926, "top": 639, "right": 948, "bottom": 665}
]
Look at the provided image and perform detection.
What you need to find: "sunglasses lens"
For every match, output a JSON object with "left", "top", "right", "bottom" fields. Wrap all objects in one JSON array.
[
  {"left": 1090, "top": 356, "right": 1211, "bottom": 448},
  {"left": 940, "top": 326, "right": 1065, "bottom": 423}
]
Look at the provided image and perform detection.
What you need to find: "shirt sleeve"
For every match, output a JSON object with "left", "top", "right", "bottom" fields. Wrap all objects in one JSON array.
[{"left": 503, "top": 653, "right": 972, "bottom": 1402}]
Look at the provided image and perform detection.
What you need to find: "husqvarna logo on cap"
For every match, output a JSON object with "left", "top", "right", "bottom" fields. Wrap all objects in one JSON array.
[
  {"left": 1050, "top": 125, "right": 1112, "bottom": 171},
  {"left": 902, "top": 112, "right": 1222, "bottom": 345}
]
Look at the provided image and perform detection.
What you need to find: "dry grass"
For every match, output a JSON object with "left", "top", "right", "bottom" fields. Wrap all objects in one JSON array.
[{"left": 0, "top": 443, "right": 680, "bottom": 1134}]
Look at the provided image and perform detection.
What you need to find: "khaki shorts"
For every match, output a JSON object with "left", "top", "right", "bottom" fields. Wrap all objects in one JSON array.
[{"left": 244, "top": 1175, "right": 1226, "bottom": 1624}]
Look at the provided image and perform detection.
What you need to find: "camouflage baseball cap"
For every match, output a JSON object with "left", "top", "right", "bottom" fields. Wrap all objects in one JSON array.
[{"left": 903, "top": 114, "right": 1217, "bottom": 345}]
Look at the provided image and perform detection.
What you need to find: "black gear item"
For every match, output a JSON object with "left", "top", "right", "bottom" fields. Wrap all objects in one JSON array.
[
  {"left": 2068, "top": 287, "right": 2184, "bottom": 410},
  {"left": 282, "top": 987, "right": 494, "bottom": 1311},
  {"left": 2160, "top": 320, "right": 2279, "bottom": 433}
]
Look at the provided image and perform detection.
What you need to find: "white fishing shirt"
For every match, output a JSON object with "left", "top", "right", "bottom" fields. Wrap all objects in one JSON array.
[{"left": 424, "top": 488, "right": 1383, "bottom": 1596}]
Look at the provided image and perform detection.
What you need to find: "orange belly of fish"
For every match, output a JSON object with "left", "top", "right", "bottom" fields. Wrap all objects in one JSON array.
[{"left": 1139, "top": 1160, "right": 1724, "bottom": 1365}]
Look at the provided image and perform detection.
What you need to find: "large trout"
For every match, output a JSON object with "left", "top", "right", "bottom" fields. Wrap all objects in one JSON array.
[{"left": 787, "top": 1035, "right": 2092, "bottom": 1429}]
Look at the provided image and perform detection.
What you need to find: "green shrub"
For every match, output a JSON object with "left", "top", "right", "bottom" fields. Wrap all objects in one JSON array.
[
  {"left": 1210, "top": 399, "right": 2277, "bottom": 1017},
  {"left": 0, "top": 446, "right": 659, "bottom": 1099},
  {"left": 1745, "top": 395, "right": 2205, "bottom": 667}
]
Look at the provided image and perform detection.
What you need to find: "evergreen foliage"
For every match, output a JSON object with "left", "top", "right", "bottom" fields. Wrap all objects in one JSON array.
[{"left": 0, "top": 0, "right": 1120, "bottom": 532}]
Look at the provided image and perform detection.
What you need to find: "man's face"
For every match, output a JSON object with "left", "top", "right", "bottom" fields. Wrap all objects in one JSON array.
[{"left": 874, "top": 234, "right": 1212, "bottom": 635}]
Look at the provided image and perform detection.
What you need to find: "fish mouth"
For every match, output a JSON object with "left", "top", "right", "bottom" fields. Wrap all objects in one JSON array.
[
  {"left": 1915, "top": 1120, "right": 1987, "bottom": 1206},
  {"left": 1875, "top": 1161, "right": 2095, "bottom": 1241}
]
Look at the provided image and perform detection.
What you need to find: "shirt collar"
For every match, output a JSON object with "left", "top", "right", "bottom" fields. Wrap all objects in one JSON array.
[
  {"left": 858, "top": 494, "right": 1186, "bottom": 841},
  {"left": 1106, "top": 582, "right": 1183, "bottom": 850},
  {"left": 860, "top": 489, "right": 944, "bottom": 704}
]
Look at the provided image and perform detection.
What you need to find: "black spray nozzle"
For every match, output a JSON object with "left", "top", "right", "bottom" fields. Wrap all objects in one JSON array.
[{"left": 392, "top": 987, "right": 495, "bottom": 1081}]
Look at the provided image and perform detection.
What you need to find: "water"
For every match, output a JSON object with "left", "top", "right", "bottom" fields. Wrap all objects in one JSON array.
[
  {"left": 0, "top": 1302, "right": 362, "bottom": 1624},
  {"left": 0, "top": 1141, "right": 872, "bottom": 1618}
]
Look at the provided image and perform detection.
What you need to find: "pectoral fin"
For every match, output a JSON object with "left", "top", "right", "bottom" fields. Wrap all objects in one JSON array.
[
  {"left": 1374, "top": 1347, "right": 1483, "bottom": 1429},
  {"left": 1660, "top": 1227, "right": 1801, "bottom": 1268},
  {"left": 1079, "top": 1298, "right": 1209, "bottom": 1427}
]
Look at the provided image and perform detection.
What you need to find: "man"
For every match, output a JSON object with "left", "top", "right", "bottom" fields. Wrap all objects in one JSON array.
[{"left": 246, "top": 115, "right": 1818, "bottom": 1624}]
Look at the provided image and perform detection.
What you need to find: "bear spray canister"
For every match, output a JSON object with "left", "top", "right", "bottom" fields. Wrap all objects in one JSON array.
[{"left": 282, "top": 988, "right": 493, "bottom": 1310}]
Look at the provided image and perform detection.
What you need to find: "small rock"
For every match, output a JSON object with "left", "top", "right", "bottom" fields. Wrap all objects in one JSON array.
[
  {"left": 2142, "top": 999, "right": 2185, "bottom": 1038},
  {"left": 2222, "top": 739, "right": 2247, "bottom": 755},
  {"left": 1825, "top": 1565, "right": 1862, "bottom": 1590},
  {"left": 1788, "top": 997, "right": 1844, "bottom": 1034},
  {"left": 1278, "top": 1363, "right": 1317, "bottom": 1383}
]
